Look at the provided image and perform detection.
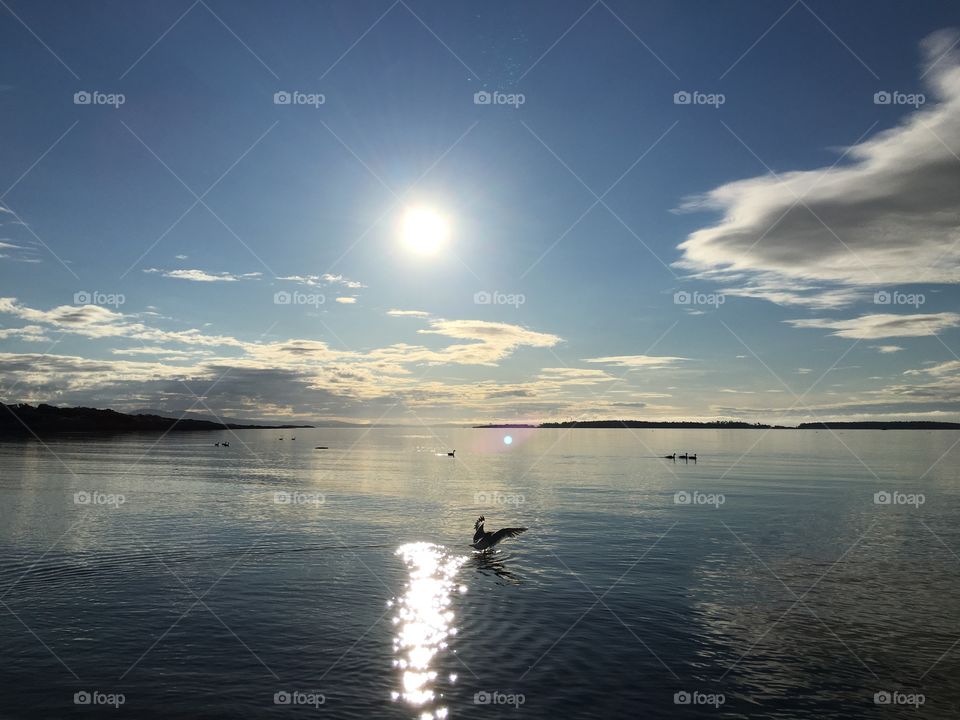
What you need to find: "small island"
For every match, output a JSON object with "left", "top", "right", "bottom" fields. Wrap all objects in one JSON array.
[
  {"left": 0, "top": 404, "right": 314, "bottom": 437},
  {"left": 475, "top": 419, "right": 960, "bottom": 430}
]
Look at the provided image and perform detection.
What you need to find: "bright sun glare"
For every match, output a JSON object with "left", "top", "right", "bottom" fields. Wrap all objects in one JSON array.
[{"left": 401, "top": 206, "right": 450, "bottom": 255}]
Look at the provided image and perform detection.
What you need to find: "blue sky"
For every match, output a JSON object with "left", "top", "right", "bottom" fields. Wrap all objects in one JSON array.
[{"left": 1, "top": 0, "right": 959, "bottom": 423}]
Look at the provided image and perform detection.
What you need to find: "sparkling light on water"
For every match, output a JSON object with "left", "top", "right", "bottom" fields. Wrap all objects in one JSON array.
[
  {"left": 503, "top": 435, "right": 513, "bottom": 445},
  {"left": 391, "top": 543, "right": 467, "bottom": 719}
]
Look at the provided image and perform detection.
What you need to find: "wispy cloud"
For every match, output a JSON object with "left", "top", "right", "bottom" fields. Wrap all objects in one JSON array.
[
  {"left": 536, "top": 367, "right": 616, "bottom": 384},
  {"left": 387, "top": 309, "right": 430, "bottom": 318},
  {"left": 278, "top": 273, "right": 365, "bottom": 288},
  {"left": 144, "top": 268, "right": 262, "bottom": 282},
  {"left": 584, "top": 354, "right": 687, "bottom": 369},
  {"left": 787, "top": 312, "right": 960, "bottom": 339}
]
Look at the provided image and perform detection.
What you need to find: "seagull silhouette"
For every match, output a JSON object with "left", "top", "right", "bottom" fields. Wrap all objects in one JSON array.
[{"left": 471, "top": 515, "right": 527, "bottom": 551}]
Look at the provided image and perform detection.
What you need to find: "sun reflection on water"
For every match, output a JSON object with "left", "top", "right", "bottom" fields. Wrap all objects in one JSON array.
[{"left": 390, "top": 542, "right": 467, "bottom": 719}]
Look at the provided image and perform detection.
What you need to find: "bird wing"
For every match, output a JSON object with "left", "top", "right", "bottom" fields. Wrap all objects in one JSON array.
[{"left": 491, "top": 527, "right": 527, "bottom": 543}]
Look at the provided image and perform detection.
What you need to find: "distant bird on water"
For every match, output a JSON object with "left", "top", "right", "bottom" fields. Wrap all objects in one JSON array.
[{"left": 471, "top": 515, "right": 527, "bottom": 551}]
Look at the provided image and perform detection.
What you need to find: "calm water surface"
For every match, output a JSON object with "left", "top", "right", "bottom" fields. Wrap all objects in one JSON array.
[{"left": 1, "top": 428, "right": 959, "bottom": 718}]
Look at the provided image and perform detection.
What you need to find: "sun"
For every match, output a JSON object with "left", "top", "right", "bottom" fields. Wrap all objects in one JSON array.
[{"left": 400, "top": 206, "right": 450, "bottom": 255}]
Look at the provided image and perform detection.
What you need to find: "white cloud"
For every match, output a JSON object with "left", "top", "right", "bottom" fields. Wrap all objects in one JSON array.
[
  {"left": 676, "top": 30, "right": 960, "bottom": 307},
  {"left": 335, "top": 297, "right": 357, "bottom": 304},
  {"left": 322, "top": 273, "right": 365, "bottom": 289},
  {"left": 0, "top": 297, "right": 245, "bottom": 346},
  {"left": 584, "top": 355, "right": 687, "bottom": 368},
  {"left": 278, "top": 273, "right": 365, "bottom": 289},
  {"left": 872, "top": 345, "right": 904, "bottom": 353},
  {"left": 417, "top": 319, "right": 561, "bottom": 365},
  {"left": 111, "top": 346, "right": 214, "bottom": 359},
  {"left": 0, "top": 325, "right": 51, "bottom": 342},
  {"left": 787, "top": 312, "right": 960, "bottom": 339},
  {"left": 0, "top": 299, "right": 575, "bottom": 419},
  {"left": 536, "top": 367, "right": 616, "bottom": 384},
  {"left": 144, "top": 268, "right": 262, "bottom": 282},
  {"left": 277, "top": 274, "right": 318, "bottom": 285},
  {"left": 387, "top": 309, "right": 430, "bottom": 318}
]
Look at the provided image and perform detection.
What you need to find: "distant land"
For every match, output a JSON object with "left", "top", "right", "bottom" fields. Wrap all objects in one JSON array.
[
  {"left": 0, "top": 404, "right": 314, "bottom": 437},
  {"left": 134, "top": 408, "right": 362, "bottom": 428},
  {"left": 475, "top": 420, "right": 960, "bottom": 430}
]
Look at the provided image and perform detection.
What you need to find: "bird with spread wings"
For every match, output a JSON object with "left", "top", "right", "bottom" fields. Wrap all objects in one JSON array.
[{"left": 471, "top": 515, "right": 527, "bottom": 551}]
